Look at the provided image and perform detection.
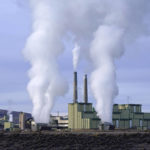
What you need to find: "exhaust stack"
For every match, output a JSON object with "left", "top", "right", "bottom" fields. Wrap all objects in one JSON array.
[
  {"left": 73, "top": 72, "right": 78, "bottom": 103},
  {"left": 84, "top": 74, "right": 88, "bottom": 103}
]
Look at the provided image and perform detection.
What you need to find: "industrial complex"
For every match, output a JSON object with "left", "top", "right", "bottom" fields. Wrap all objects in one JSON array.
[
  {"left": 113, "top": 104, "right": 150, "bottom": 130},
  {"left": 68, "top": 72, "right": 150, "bottom": 130},
  {"left": 0, "top": 72, "right": 150, "bottom": 132},
  {"left": 68, "top": 73, "right": 100, "bottom": 129}
]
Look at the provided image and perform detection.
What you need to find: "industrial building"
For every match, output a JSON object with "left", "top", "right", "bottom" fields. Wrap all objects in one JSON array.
[
  {"left": 68, "top": 72, "right": 150, "bottom": 130},
  {"left": 0, "top": 110, "right": 32, "bottom": 131},
  {"left": 50, "top": 115, "right": 68, "bottom": 128},
  {"left": 11, "top": 111, "right": 31, "bottom": 125},
  {"left": 1, "top": 73, "right": 150, "bottom": 131},
  {"left": 68, "top": 72, "right": 100, "bottom": 129},
  {"left": 113, "top": 104, "right": 150, "bottom": 130},
  {"left": 4, "top": 122, "right": 14, "bottom": 131}
]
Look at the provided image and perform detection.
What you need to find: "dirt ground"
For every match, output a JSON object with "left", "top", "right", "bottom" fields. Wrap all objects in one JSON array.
[{"left": 0, "top": 131, "right": 150, "bottom": 150}]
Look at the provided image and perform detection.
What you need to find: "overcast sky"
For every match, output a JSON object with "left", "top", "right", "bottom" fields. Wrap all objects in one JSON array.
[{"left": 0, "top": 0, "right": 150, "bottom": 114}]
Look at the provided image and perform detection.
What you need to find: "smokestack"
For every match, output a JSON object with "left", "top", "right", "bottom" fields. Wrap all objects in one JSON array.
[
  {"left": 73, "top": 72, "right": 78, "bottom": 103},
  {"left": 84, "top": 74, "right": 88, "bottom": 103}
]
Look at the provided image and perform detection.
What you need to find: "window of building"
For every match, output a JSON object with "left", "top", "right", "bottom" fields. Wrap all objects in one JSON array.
[
  {"left": 129, "top": 120, "right": 132, "bottom": 128},
  {"left": 116, "top": 120, "right": 119, "bottom": 128},
  {"left": 133, "top": 106, "right": 136, "bottom": 112},
  {"left": 140, "top": 120, "right": 143, "bottom": 127}
]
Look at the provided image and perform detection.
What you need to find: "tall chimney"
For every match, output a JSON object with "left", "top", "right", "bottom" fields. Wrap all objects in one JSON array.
[
  {"left": 73, "top": 72, "right": 78, "bottom": 103},
  {"left": 84, "top": 74, "right": 88, "bottom": 103}
]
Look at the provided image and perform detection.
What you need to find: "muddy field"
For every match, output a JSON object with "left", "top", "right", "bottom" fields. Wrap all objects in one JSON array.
[{"left": 0, "top": 132, "right": 150, "bottom": 150}]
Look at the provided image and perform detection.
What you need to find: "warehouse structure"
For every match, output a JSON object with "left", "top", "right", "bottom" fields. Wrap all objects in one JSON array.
[
  {"left": 113, "top": 104, "right": 150, "bottom": 130},
  {"left": 50, "top": 115, "right": 68, "bottom": 128},
  {"left": 68, "top": 72, "right": 100, "bottom": 129}
]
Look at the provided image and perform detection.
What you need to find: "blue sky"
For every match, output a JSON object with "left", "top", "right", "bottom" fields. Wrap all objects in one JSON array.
[{"left": 0, "top": 0, "right": 150, "bottom": 114}]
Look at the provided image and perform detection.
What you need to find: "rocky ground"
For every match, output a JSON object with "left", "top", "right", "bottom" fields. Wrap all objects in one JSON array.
[{"left": 0, "top": 131, "right": 150, "bottom": 150}]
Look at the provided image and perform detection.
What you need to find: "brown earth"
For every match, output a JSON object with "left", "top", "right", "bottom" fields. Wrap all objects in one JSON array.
[{"left": 0, "top": 132, "right": 150, "bottom": 150}]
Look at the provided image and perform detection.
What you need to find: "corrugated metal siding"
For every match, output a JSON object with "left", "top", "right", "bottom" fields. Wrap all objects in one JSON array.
[
  {"left": 113, "top": 104, "right": 150, "bottom": 129},
  {"left": 68, "top": 103, "right": 100, "bottom": 129}
]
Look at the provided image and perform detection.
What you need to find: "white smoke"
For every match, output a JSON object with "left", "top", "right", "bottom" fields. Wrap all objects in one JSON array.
[
  {"left": 68, "top": 0, "right": 150, "bottom": 123},
  {"left": 90, "top": 26, "right": 124, "bottom": 122},
  {"left": 24, "top": 0, "right": 68, "bottom": 123},
  {"left": 72, "top": 43, "right": 80, "bottom": 70},
  {"left": 24, "top": 0, "right": 150, "bottom": 123},
  {"left": 89, "top": 0, "right": 150, "bottom": 123}
]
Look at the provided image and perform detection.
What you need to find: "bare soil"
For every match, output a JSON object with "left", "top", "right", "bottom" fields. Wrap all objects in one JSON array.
[{"left": 0, "top": 131, "right": 150, "bottom": 150}]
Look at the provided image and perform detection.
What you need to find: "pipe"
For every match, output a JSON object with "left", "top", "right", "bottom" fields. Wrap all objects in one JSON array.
[{"left": 73, "top": 72, "right": 78, "bottom": 103}]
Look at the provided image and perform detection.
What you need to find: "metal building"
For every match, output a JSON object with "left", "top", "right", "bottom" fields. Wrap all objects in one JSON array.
[
  {"left": 50, "top": 115, "right": 68, "bottom": 128},
  {"left": 68, "top": 103, "right": 100, "bottom": 129},
  {"left": 113, "top": 104, "right": 150, "bottom": 130},
  {"left": 68, "top": 72, "right": 100, "bottom": 129},
  {"left": 68, "top": 72, "right": 150, "bottom": 130}
]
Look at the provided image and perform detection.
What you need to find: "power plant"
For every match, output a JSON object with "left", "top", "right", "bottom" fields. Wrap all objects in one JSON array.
[
  {"left": 1, "top": 72, "right": 150, "bottom": 132},
  {"left": 68, "top": 72, "right": 150, "bottom": 130},
  {"left": 68, "top": 72, "right": 100, "bottom": 129}
]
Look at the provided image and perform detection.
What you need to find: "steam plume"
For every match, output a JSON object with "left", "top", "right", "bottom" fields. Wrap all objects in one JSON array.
[
  {"left": 90, "top": 26, "right": 124, "bottom": 122},
  {"left": 24, "top": 0, "right": 150, "bottom": 123},
  {"left": 24, "top": 0, "right": 68, "bottom": 123},
  {"left": 68, "top": 0, "right": 150, "bottom": 123},
  {"left": 89, "top": 1, "right": 150, "bottom": 123},
  {"left": 72, "top": 43, "right": 80, "bottom": 70}
]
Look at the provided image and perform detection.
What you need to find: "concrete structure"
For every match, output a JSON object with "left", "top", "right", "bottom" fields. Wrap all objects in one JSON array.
[
  {"left": 31, "top": 121, "right": 51, "bottom": 131},
  {"left": 113, "top": 104, "right": 150, "bottom": 130},
  {"left": 10, "top": 111, "right": 31, "bottom": 125},
  {"left": 0, "top": 110, "right": 31, "bottom": 130},
  {"left": 0, "top": 115, "right": 8, "bottom": 122},
  {"left": 0, "top": 113, "right": 9, "bottom": 130},
  {"left": 19, "top": 112, "right": 25, "bottom": 130},
  {"left": 4, "top": 122, "right": 13, "bottom": 131},
  {"left": 50, "top": 115, "right": 68, "bottom": 128},
  {"left": 68, "top": 103, "right": 100, "bottom": 129},
  {"left": 68, "top": 73, "right": 100, "bottom": 129}
]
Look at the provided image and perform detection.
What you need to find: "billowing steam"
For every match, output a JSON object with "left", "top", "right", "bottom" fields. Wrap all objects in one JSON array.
[
  {"left": 90, "top": 26, "right": 124, "bottom": 122},
  {"left": 89, "top": 1, "right": 150, "bottom": 123},
  {"left": 24, "top": 0, "right": 68, "bottom": 123},
  {"left": 72, "top": 43, "right": 80, "bottom": 70},
  {"left": 24, "top": 0, "right": 150, "bottom": 123}
]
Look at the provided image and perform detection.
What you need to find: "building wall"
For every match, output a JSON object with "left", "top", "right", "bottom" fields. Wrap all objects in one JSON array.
[
  {"left": 113, "top": 104, "right": 150, "bottom": 130},
  {"left": 50, "top": 116, "right": 68, "bottom": 127},
  {"left": 69, "top": 103, "right": 150, "bottom": 130},
  {"left": 68, "top": 103, "right": 100, "bottom": 129},
  {"left": 4, "top": 122, "right": 13, "bottom": 131},
  {"left": 19, "top": 112, "right": 25, "bottom": 130}
]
